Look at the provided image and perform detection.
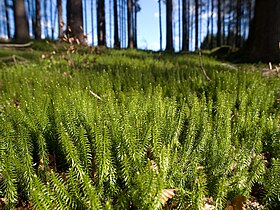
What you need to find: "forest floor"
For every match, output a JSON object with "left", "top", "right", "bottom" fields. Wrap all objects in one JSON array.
[{"left": 0, "top": 41, "right": 279, "bottom": 209}]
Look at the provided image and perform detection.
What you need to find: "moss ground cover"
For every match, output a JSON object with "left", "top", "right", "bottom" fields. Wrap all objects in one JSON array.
[{"left": 0, "top": 47, "right": 279, "bottom": 209}]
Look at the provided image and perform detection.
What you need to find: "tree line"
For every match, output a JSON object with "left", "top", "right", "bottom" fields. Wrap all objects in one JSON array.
[{"left": 1, "top": 0, "right": 279, "bottom": 61}]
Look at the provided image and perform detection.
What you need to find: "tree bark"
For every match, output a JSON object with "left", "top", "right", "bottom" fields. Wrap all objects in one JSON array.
[
  {"left": 13, "top": 0, "right": 30, "bottom": 40},
  {"left": 4, "top": 0, "right": 11, "bottom": 39},
  {"left": 210, "top": 0, "right": 214, "bottom": 48},
  {"left": 35, "top": 0, "right": 41, "bottom": 39},
  {"left": 195, "top": 0, "right": 199, "bottom": 50},
  {"left": 91, "top": 0, "right": 94, "bottom": 45},
  {"left": 97, "top": 0, "right": 106, "bottom": 46},
  {"left": 57, "top": 0, "right": 63, "bottom": 38},
  {"left": 67, "top": 0, "right": 84, "bottom": 43},
  {"left": 166, "top": 0, "right": 174, "bottom": 52},
  {"left": 178, "top": 0, "right": 181, "bottom": 50},
  {"left": 127, "top": 0, "right": 134, "bottom": 48},
  {"left": 133, "top": 0, "right": 138, "bottom": 48},
  {"left": 235, "top": 0, "right": 242, "bottom": 48},
  {"left": 217, "top": 0, "right": 222, "bottom": 47},
  {"left": 158, "top": 0, "right": 162, "bottom": 51},
  {"left": 114, "top": 0, "right": 120, "bottom": 48},
  {"left": 182, "top": 0, "right": 188, "bottom": 51},
  {"left": 246, "top": 0, "right": 280, "bottom": 62}
]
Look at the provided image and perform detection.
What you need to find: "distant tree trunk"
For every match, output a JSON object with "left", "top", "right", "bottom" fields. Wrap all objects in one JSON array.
[
  {"left": 127, "top": 0, "right": 134, "bottom": 48},
  {"left": 217, "top": 0, "right": 222, "bottom": 47},
  {"left": 109, "top": 0, "right": 112, "bottom": 47},
  {"left": 57, "top": 0, "right": 63, "bottom": 38},
  {"left": 97, "top": 0, "right": 106, "bottom": 46},
  {"left": 182, "top": 0, "right": 188, "bottom": 51},
  {"left": 178, "top": 0, "right": 181, "bottom": 50},
  {"left": 13, "top": 0, "right": 30, "bottom": 40},
  {"left": 133, "top": 0, "right": 138, "bottom": 48},
  {"left": 227, "top": 0, "right": 233, "bottom": 45},
  {"left": 44, "top": 0, "right": 48, "bottom": 37},
  {"left": 67, "top": 0, "right": 84, "bottom": 43},
  {"left": 158, "top": 0, "right": 162, "bottom": 51},
  {"left": 235, "top": 0, "right": 242, "bottom": 48},
  {"left": 206, "top": 0, "right": 211, "bottom": 48},
  {"left": 27, "top": 0, "right": 34, "bottom": 37},
  {"left": 166, "top": 0, "right": 174, "bottom": 52},
  {"left": 246, "top": 0, "right": 280, "bottom": 62},
  {"left": 222, "top": 0, "right": 225, "bottom": 45},
  {"left": 84, "top": 0, "right": 88, "bottom": 36},
  {"left": 50, "top": 0, "right": 54, "bottom": 40},
  {"left": 35, "top": 0, "right": 41, "bottom": 39},
  {"left": 195, "top": 0, "right": 199, "bottom": 50},
  {"left": 210, "top": 0, "right": 214, "bottom": 48},
  {"left": 4, "top": 0, "right": 11, "bottom": 39},
  {"left": 114, "top": 0, "right": 120, "bottom": 48},
  {"left": 91, "top": 0, "right": 94, "bottom": 44}
]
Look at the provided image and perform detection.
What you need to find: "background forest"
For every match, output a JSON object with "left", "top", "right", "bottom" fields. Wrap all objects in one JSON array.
[{"left": 1, "top": 0, "right": 280, "bottom": 61}]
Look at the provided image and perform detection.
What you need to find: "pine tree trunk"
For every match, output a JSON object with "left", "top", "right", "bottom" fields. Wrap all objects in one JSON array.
[
  {"left": 158, "top": 0, "right": 162, "bottom": 51},
  {"left": 91, "top": 0, "right": 94, "bottom": 45},
  {"left": 217, "top": 0, "right": 221, "bottom": 47},
  {"left": 134, "top": 1, "right": 137, "bottom": 48},
  {"left": 35, "top": 0, "right": 41, "bottom": 39},
  {"left": 166, "top": 0, "right": 174, "bottom": 52},
  {"left": 13, "top": 0, "right": 30, "bottom": 40},
  {"left": 210, "top": 0, "right": 214, "bottom": 48},
  {"left": 246, "top": 0, "right": 280, "bottom": 62},
  {"left": 178, "top": 0, "right": 181, "bottom": 50},
  {"left": 67, "top": 0, "right": 84, "bottom": 43},
  {"left": 57, "top": 0, "right": 63, "bottom": 38},
  {"left": 4, "top": 0, "right": 11, "bottom": 39},
  {"left": 127, "top": 0, "right": 134, "bottom": 48},
  {"left": 97, "top": 0, "right": 106, "bottom": 46},
  {"left": 114, "top": 0, "right": 120, "bottom": 48},
  {"left": 235, "top": 0, "right": 242, "bottom": 48},
  {"left": 195, "top": 0, "right": 199, "bottom": 50},
  {"left": 182, "top": 0, "right": 188, "bottom": 51}
]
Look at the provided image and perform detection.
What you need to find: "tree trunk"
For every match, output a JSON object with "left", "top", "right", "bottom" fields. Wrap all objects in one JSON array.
[
  {"left": 57, "top": 0, "right": 63, "bottom": 38},
  {"left": 127, "top": 0, "right": 134, "bottom": 48},
  {"left": 44, "top": 0, "right": 48, "bottom": 37},
  {"left": 13, "top": 0, "right": 30, "bottom": 40},
  {"left": 158, "top": 0, "right": 162, "bottom": 51},
  {"left": 235, "top": 0, "right": 242, "bottom": 48},
  {"left": 195, "top": 0, "right": 199, "bottom": 50},
  {"left": 67, "top": 0, "right": 84, "bottom": 43},
  {"left": 91, "top": 0, "right": 94, "bottom": 45},
  {"left": 35, "top": 0, "right": 41, "bottom": 39},
  {"left": 217, "top": 0, "right": 221, "bottom": 47},
  {"left": 4, "top": 0, "right": 11, "bottom": 39},
  {"left": 133, "top": 0, "right": 138, "bottom": 48},
  {"left": 166, "top": 0, "right": 174, "bottom": 52},
  {"left": 182, "top": 0, "right": 188, "bottom": 51},
  {"left": 246, "top": 0, "right": 280, "bottom": 62},
  {"left": 97, "top": 0, "right": 106, "bottom": 46},
  {"left": 178, "top": 0, "right": 181, "bottom": 51},
  {"left": 114, "top": 0, "right": 120, "bottom": 48},
  {"left": 210, "top": 0, "right": 214, "bottom": 48}
]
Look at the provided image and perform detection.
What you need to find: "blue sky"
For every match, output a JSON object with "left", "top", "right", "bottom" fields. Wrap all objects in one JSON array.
[{"left": 137, "top": 0, "right": 165, "bottom": 50}]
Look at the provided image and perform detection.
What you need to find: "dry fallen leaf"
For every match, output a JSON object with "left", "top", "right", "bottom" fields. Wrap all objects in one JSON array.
[
  {"left": 161, "top": 189, "right": 176, "bottom": 204},
  {"left": 226, "top": 195, "right": 246, "bottom": 210}
]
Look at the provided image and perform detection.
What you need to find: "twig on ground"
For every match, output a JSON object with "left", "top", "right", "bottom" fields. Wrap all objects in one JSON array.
[
  {"left": 0, "top": 55, "right": 28, "bottom": 65},
  {"left": 199, "top": 50, "right": 212, "bottom": 81},
  {"left": 89, "top": 90, "right": 102, "bottom": 100},
  {"left": 0, "top": 42, "right": 33, "bottom": 48}
]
